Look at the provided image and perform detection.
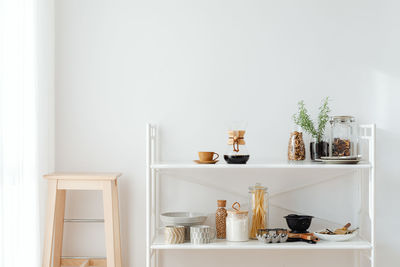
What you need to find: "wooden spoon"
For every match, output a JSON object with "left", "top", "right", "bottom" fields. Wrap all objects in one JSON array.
[{"left": 288, "top": 233, "right": 320, "bottom": 242}]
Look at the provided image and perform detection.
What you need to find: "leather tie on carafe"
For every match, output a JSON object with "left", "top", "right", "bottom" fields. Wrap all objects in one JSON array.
[
  {"left": 233, "top": 136, "right": 239, "bottom": 152},
  {"left": 228, "top": 130, "right": 245, "bottom": 153}
]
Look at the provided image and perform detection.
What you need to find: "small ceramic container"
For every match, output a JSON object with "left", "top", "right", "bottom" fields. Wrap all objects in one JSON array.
[
  {"left": 190, "top": 225, "right": 216, "bottom": 244},
  {"left": 164, "top": 225, "right": 185, "bottom": 244}
]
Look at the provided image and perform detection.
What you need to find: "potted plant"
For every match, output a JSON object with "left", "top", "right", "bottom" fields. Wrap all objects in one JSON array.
[{"left": 293, "top": 97, "right": 330, "bottom": 160}]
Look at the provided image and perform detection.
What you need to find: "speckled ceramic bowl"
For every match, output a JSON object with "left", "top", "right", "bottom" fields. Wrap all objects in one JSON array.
[{"left": 160, "top": 212, "right": 207, "bottom": 226}]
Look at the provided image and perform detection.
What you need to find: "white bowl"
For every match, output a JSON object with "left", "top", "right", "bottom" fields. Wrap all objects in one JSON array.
[
  {"left": 160, "top": 212, "right": 207, "bottom": 226},
  {"left": 314, "top": 230, "right": 358, "bottom": 242}
]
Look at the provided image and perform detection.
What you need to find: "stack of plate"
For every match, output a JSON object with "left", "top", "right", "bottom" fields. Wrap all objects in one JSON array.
[{"left": 317, "top": 155, "right": 362, "bottom": 164}]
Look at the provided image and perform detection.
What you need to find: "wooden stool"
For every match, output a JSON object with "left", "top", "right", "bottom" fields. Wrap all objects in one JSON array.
[{"left": 42, "top": 173, "right": 122, "bottom": 267}]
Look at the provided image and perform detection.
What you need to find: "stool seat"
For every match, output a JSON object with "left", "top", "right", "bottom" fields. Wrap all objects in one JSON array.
[
  {"left": 44, "top": 172, "right": 122, "bottom": 181},
  {"left": 42, "top": 172, "right": 122, "bottom": 267}
]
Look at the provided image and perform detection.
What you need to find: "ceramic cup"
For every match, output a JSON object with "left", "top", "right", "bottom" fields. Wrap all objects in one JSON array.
[
  {"left": 198, "top": 152, "right": 219, "bottom": 162},
  {"left": 190, "top": 225, "right": 216, "bottom": 244},
  {"left": 164, "top": 225, "right": 185, "bottom": 244}
]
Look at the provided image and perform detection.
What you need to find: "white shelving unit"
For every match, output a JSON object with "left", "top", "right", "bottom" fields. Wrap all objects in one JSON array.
[
  {"left": 151, "top": 162, "right": 372, "bottom": 169},
  {"left": 146, "top": 124, "right": 375, "bottom": 267},
  {"left": 151, "top": 235, "right": 371, "bottom": 250}
]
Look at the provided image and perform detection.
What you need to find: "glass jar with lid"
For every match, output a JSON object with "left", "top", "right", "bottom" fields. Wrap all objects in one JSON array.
[
  {"left": 248, "top": 183, "right": 268, "bottom": 239},
  {"left": 329, "top": 116, "right": 359, "bottom": 157},
  {"left": 226, "top": 202, "right": 249, "bottom": 242}
]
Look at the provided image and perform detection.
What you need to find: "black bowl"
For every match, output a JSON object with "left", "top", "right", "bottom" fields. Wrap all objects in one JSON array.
[
  {"left": 224, "top": 155, "right": 250, "bottom": 164},
  {"left": 284, "top": 214, "right": 313, "bottom": 233}
]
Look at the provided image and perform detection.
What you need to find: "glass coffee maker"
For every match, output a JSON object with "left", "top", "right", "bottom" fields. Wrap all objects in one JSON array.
[{"left": 224, "top": 122, "right": 250, "bottom": 164}]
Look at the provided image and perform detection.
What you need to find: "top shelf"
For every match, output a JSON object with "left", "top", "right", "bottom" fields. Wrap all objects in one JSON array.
[{"left": 151, "top": 161, "right": 372, "bottom": 170}]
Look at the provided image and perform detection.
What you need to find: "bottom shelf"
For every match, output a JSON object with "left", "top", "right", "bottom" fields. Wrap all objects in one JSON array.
[{"left": 151, "top": 235, "right": 372, "bottom": 250}]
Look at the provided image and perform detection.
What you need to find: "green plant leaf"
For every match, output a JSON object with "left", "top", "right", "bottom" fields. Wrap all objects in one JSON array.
[
  {"left": 317, "top": 97, "right": 330, "bottom": 141},
  {"left": 293, "top": 97, "right": 330, "bottom": 141},
  {"left": 293, "top": 100, "right": 317, "bottom": 138}
]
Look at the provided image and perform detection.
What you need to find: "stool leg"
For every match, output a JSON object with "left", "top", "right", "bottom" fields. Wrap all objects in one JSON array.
[
  {"left": 42, "top": 180, "right": 58, "bottom": 267},
  {"left": 103, "top": 180, "right": 122, "bottom": 267},
  {"left": 53, "top": 189, "right": 66, "bottom": 267},
  {"left": 112, "top": 180, "right": 122, "bottom": 266}
]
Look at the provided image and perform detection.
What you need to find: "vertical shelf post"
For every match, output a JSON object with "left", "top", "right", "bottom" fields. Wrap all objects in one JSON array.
[
  {"left": 369, "top": 125, "right": 376, "bottom": 267},
  {"left": 151, "top": 125, "right": 158, "bottom": 267},
  {"left": 360, "top": 124, "right": 376, "bottom": 267},
  {"left": 146, "top": 124, "right": 152, "bottom": 267}
]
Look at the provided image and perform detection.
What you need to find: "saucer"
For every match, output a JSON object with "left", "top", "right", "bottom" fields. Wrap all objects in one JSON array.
[{"left": 193, "top": 160, "right": 219, "bottom": 164}]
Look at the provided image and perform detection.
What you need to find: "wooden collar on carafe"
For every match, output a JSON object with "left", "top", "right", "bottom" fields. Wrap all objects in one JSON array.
[{"left": 228, "top": 130, "right": 246, "bottom": 152}]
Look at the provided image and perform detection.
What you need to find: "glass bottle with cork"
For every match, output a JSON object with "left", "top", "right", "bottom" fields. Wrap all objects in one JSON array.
[{"left": 215, "top": 200, "right": 227, "bottom": 239}]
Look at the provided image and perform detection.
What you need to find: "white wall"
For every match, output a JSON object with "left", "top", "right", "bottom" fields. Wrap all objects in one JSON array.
[{"left": 55, "top": 0, "right": 400, "bottom": 266}]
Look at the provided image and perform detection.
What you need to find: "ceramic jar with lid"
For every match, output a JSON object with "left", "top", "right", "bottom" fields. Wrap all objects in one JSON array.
[{"left": 226, "top": 202, "right": 249, "bottom": 242}]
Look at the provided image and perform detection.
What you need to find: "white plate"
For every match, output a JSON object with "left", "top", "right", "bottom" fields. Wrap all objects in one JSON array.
[
  {"left": 160, "top": 212, "right": 208, "bottom": 226},
  {"left": 314, "top": 230, "right": 358, "bottom": 242}
]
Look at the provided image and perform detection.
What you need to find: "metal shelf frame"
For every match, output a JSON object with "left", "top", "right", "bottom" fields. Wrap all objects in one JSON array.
[{"left": 146, "top": 123, "right": 375, "bottom": 267}]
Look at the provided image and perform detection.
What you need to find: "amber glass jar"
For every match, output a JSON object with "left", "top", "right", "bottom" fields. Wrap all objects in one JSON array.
[{"left": 288, "top": 131, "right": 306, "bottom": 161}]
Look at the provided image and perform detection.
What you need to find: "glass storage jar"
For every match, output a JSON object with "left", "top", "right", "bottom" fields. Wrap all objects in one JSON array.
[
  {"left": 226, "top": 202, "right": 249, "bottom": 242},
  {"left": 248, "top": 183, "right": 268, "bottom": 239},
  {"left": 329, "top": 116, "right": 358, "bottom": 157},
  {"left": 287, "top": 130, "right": 305, "bottom": 161}
]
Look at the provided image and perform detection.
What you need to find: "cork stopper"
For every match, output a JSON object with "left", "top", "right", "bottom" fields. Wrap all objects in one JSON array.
[{"left": 217, "top": 200, "right": 226, "bottom": 207}]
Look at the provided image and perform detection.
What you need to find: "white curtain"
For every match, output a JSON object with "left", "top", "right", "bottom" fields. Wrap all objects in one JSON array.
[{"left": 0, "top": 0, "right": 53, "bottom": 266}]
